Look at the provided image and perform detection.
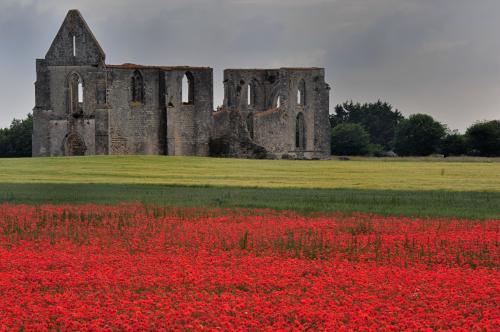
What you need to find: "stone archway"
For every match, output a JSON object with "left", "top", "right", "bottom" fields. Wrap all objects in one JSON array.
[{"left": 64, "top": 132, "right": 87, "bottom": 156}]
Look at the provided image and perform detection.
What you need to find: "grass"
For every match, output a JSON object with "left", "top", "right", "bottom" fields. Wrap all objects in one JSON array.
[
  {"left": 0, "top": 156, "right": 499, "bottom": 219},
  {"left": 0, "top": 155, "right": 499, "bottom": 191},
  {"left": 0, "top": 183, "right": 499, "bottom": 219}
]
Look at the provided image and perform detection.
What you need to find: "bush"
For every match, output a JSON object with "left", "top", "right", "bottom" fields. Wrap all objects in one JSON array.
[
  {"left": 0, "top": 114, "right": 33, "bottom": 158},
  {"left": 441, "top": 132, "right": 467, "bottom": 157},
  {"left": 394, "top": 114, "right": 446, "bottom": 156},
  {"left": 331, "top": 123, "right": 371, "bottom": 156},
  {"left": 465, "top": 120, "right": 500, "bottom": 157},
  {"left": 367, "top": 143, "right": 384, "bottom": 157}
]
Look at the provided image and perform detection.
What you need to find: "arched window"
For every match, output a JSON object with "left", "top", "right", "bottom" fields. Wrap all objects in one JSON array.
[
  {"left": 295, "top": 113, "right": 306, "bottom": 150},
  {"left": 68, "top": 72, "right": 83, "bottom": 114},
  {"left": 276, "top": 95, "right": 281, "bottom": 108},
  {"left": 297, "top": 79, "right": 306, "bottom": 105},
  {"left": 246, "top": 113, "right": 254, "bottom": 139},
  {"left": 247, "top": 84, "right": 252, "bottom": 106},
  {"left": 131, "top": 70, "right": 144, "bottom": 103},
  {"left": 182, "top": 72, "right": 194, "bottom": 104},
  {"left": 247, "top": 79, "right": 260, "bottom": 108},
  {"left": 78, "top": 82, "right": 83, "bottom": 103}
]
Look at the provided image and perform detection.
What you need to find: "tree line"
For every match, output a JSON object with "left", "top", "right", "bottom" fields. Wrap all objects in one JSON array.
[
  {"left": 0, "top": 106, "right": 499, "bottom": 157},
  {"left": 330, "top": 101, "right": 500, "bottom": 157},
  {"left": 0, "top": 114, "right": 32, "bottom": 157}
]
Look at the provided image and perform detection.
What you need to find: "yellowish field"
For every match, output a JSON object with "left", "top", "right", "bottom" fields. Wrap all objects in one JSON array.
[{"left": 0, "top": 156, "right": 499, "bottom": 192}]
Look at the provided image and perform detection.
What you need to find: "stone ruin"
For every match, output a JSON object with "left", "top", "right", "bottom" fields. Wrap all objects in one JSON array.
[{"left": 33, "top": 10, "right": 331, "bottom": 159}]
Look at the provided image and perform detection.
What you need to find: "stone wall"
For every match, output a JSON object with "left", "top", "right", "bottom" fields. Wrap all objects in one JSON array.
[
  {"left": 106, "top": 67, "right": 165, "bottom": 155},
  {"left": 33, "top": 64, "right": 103, "bottom": 156},
  {"left": 253, "top": 108, "right": 289, "bottom": 157},
  {"left": 32, "top": 109, "right": 53, "bottom": 157},
  {"left": 212, "top": 68, "right": 331, "bottom": 159},
  {"left": 164, "top": 68, "right": 212, "bottom": 156},
  {"left": 210, "top": 108, "right": 271, "bottom": 159}
]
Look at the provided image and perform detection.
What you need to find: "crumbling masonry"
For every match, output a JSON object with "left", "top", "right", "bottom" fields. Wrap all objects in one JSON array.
[{"left": 33, "top": 10, "right": 331, "bottom": 159}]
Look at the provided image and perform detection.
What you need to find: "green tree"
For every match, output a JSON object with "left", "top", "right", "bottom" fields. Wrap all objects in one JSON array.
[
  {"left": 441, "top": 131, "right": 467, "bottom": 157},
  {"left": 331, "top": 123, "right": 371, "bottom": 156},
  {"left": 465, "top": 120, "right": 500, "bottom": 156},
  {"left": 329, "top": 100, "right": 403, "bottom": 150},
  {"left": 394, "top": 114, "right": 446, "bottom": 156},
  {"left": 0, "top": 114, "right": 33, "bottom": 157}
]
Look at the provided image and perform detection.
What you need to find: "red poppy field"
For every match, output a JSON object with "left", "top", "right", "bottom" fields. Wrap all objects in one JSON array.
[{"left": 0, "top": 203, "right": 499, "bottom": 330}]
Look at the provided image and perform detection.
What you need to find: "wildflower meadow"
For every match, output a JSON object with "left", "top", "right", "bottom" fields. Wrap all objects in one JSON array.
[{"left": 0, "top": 203, "right": 498, "bottom": 330}]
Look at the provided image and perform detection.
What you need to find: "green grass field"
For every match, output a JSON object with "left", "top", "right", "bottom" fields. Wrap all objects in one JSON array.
[
  {"left": 0, "top": 156, "right": 499, "bottom": 219},
  {"left": 0, "top": 155, "right": 499, "bottom": 191}
]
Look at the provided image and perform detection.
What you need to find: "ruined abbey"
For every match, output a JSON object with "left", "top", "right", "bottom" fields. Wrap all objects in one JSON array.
[{"left": 33, "top": 10, "right": 331, "bottom": 159}]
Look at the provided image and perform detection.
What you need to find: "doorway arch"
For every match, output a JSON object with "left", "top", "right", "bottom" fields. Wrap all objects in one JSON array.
[{"left": 64, "top": 132, "right": 87, "bottom": 156}]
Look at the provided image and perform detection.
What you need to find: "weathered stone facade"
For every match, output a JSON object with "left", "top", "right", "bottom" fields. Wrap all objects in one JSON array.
[{"left": 33, "top": 10, "right": 330, "bottom": 159}]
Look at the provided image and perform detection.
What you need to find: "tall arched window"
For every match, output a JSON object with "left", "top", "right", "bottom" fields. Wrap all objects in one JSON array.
[
  {"left": 68, "top": 72, "right": 83, "bottom": 114},
  {"left": 276, "top": 95, "right": 281, "bottom": 108},
  {"left": 182, "top": 72, "right": 194, "bottom": 104},
  {"left": 78, "top": 82, "right": 83, "bottom": 103},
  {"left": 248, "top": 79, "right": 260, "bottom": 108},
  {"left": 247, "top": 84, "right": 252, "bottom": 106},
  {"left": 295, "top": 113, "right": 306, "bottom": 150},
  {"left": 246, "top": 113, "right": 254, "bottom": 139},
  {"left": 297, "top": 79, "right": 306, "bottom": 105},
  {"left": 131, "top": 70, "right": 144, "bottom": 103}
]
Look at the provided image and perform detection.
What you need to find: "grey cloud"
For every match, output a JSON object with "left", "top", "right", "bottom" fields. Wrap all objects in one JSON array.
[{"left": 0, "top": 0, "right": 499, "bottom": 131}]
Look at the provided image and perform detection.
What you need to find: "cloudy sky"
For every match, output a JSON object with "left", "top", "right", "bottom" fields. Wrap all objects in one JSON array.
[{"left": 1, "top": 0, "right": 499, "bottom": 131}]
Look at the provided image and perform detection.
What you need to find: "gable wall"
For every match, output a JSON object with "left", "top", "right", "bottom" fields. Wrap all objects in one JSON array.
[{"left": 44, "top": 10, "right": 105, "bottom": 66}]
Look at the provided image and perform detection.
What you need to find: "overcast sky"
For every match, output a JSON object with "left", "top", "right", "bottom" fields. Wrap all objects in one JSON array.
[{"left": 1, "top": 0, "right": 499, "bottom": 131}]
